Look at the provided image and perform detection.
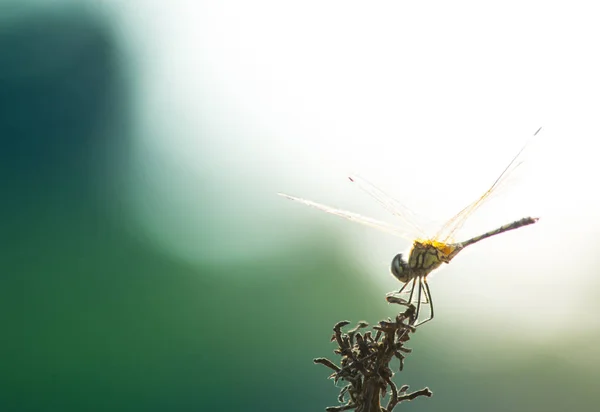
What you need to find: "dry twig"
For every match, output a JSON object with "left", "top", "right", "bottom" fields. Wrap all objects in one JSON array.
[{"left": 314, "top": 300, "right": 432, "bottom": 411}]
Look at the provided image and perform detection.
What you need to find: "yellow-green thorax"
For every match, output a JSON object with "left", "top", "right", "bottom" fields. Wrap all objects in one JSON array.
[
  {"left": 408, "top": 239, "right": 461, "bottom": 277},
  {"left": 390, "top": 239, "right": 464, "bottom": 283}
]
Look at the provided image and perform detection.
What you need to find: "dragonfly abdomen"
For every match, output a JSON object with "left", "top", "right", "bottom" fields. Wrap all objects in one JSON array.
[{"left": 459, "top": 217, "right": 539, "bottom": 249}]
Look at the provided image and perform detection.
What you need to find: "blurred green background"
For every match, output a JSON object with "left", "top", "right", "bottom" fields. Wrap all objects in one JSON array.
[{"left": 2, "top": 1, "right": 599, "bottom": 411}]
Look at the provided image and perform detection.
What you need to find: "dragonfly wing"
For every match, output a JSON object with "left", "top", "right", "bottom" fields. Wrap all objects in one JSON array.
[
  {"left": 348, "top": 174, "right": 429, "bottom": 239},
  {"left": 278, "top": 193, "right": 412, "bottom": 240},
  {"left": 435, "top": 127, "right": 542, "bottom": 243}
]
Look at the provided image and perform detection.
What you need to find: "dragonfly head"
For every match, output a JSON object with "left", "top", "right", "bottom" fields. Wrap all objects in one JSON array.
[{"left": 391, "top": 253, "right": 410, "bottom": 282}]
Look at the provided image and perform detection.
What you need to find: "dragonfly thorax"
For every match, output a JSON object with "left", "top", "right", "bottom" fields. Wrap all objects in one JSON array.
[{"left": 390, "top": 240, "right": 462, "bottom": 283}]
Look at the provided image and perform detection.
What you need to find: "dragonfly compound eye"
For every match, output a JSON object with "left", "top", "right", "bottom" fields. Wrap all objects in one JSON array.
[{"left": 391, "top": 254, "right": 409, "bottom": 283}]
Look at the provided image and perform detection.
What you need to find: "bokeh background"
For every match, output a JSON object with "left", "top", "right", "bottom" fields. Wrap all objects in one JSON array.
[{"left": 2, "top": 1, "right": 599, "bottom": 411}]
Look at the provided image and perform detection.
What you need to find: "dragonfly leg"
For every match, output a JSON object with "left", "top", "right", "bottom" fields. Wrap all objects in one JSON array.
[
  {"left": 406, "top": 277, "right": 417, "bottom": 308},
  {"left": 416, "top": 277, "right": 434, "bottom": 326},
  {"left": 396, "top": 278, "right": 412, "bottom": 295},
  {"left": 421, "top": 283, "right": 430, "bottom": 304},
  {"left": 414, "top": 277, "right": 423, "bottom": 326}
]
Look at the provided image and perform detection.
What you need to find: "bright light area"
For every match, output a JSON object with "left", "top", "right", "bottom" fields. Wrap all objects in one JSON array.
[{"left": 110, "top": 1, "right": 600, "bottom": 338}]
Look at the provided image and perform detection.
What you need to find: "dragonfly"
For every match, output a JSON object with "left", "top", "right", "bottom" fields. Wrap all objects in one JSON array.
[{"left": 279, "top": 128, "right": 541, "bottom": 326}]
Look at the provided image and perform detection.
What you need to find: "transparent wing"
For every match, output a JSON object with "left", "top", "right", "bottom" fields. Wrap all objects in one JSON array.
[
  {"left": 435, "top": 127, "right": 542, "bottom": 243},
  {"left": 278, "top": 193, "right": 413, "bottom": 240},
  {"left": 348, "top": 174, "right": 429, "bottom": 239}
]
